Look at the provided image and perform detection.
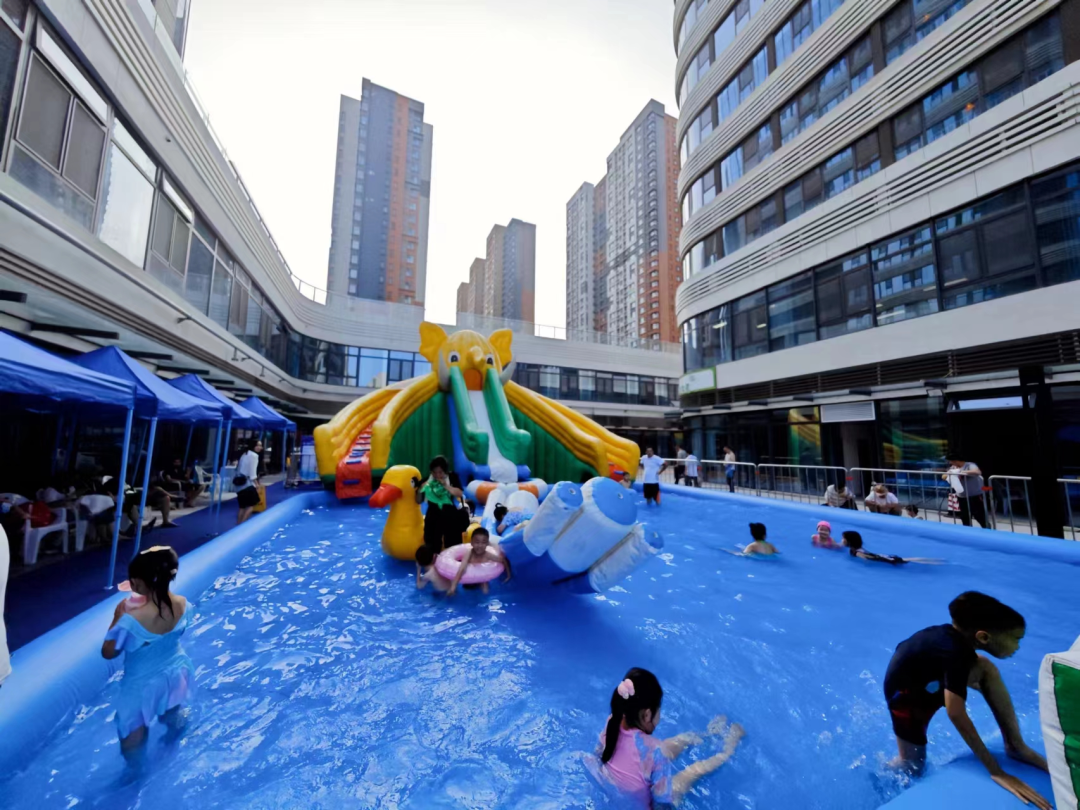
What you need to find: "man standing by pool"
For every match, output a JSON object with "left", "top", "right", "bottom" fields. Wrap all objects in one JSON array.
[
  {"left": 944, "top": 454, "right": 990, "bottom": 529},
  {"left": 674, "top": 445, "right": 687, "bottom": 486},
  {"left": 640, "top": 448, "right": 666, "bottom": 506}
]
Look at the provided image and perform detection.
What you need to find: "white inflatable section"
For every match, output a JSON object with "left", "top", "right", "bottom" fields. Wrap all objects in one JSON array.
[
  {"left": 1040, "top": 634, "right": 1080, "bottom": 810},
  {"left": 505, "top": 490, "right": 539, "bottom": 512},
  {"left": 522, "top": 485, "right": 582, "bottom": 557},
  {"left": 467, "top": 390, "right": 518, "bottom": 484},
  {"left": 587, "top": 524, "right": 661, "bottom": 592},
  {"left": 545, "top": 480, "right": 631, "bottom": 574}
]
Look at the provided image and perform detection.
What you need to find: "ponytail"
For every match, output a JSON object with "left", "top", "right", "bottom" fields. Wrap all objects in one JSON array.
[
  {"left": 601, "top": 667, "right": 663, "bottom": 764},
  {"left": 128, "top": 545, "right": 179, "bottom": 619}
]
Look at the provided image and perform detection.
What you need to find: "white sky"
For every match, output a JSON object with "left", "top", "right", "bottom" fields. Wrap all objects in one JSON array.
[{"left": 183, "top": 0, "right": 677, "bottom": 328}]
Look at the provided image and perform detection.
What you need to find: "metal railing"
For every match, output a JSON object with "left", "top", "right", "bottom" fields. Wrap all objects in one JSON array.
[
  {"left": 1061, "top": 479, "right": 1080, "bottom": 541},
  {"left": 757, "top": 464, "right": 848, "bottom": 505},
  {"left": 849, "top": 467, "right": 960, "bottom": 523},
  {"left": 649, "top": 460, "right": 1079, "bottom": 540}
]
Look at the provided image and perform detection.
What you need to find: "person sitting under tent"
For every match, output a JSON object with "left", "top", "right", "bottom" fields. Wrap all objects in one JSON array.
[
  {"left": 89, "top": 471, "right": 177, "bottom": 532},
  {"left": 160, "top": 459, "right": 204, "bottom": 508}
]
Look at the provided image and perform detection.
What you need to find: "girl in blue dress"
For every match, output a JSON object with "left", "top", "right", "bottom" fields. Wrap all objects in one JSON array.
[{"left": 101, "top": 546, "right": 195, "bottom": 759}]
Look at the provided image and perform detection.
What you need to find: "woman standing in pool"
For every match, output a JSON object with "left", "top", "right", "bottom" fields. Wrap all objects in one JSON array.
[
  {"left": 101, "top": 546, "right": 194, "bottom": 760},
  {"left": 593, "top": 667, "right": 744, "bottom": 807}
]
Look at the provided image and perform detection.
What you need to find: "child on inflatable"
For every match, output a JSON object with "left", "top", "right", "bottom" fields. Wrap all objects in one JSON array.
[
  {"left": 811, "top": 520, "right": 841, "bottom": 550},
  {"left": 591, "top": 667, "right": 744, "bottom": 807},
  {"left": 884, "top": 592, "right": 1051, "bottom": 809},
  {"left": 101, "top": 546, "right": 195, "bottom": 761},
  {"left": 447, "top": 527, "right": 511, "bottom": 596},
  {"left": 415, "top": 545, "right": 451, "bottom": 593}
]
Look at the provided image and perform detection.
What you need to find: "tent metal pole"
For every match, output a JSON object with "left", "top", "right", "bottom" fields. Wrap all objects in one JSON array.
[
  {"left": 217, "top": 421, "right": 232, "bottom": 520},
  {"left": 210, "top": 418, "right": 223, "bottom": 529},
  {"left": 131, "top": 419, "right": 149, "bottom": 487},
  {"left": 64, "top": 417, "right": 78, "bottom": 476},
  {"left": 51, "top": 416, "right": 64, "bottom": 475},
  {"left": 131, "top": 417, "right": 158, "bottom": 561},
  {"left": 106, "top": 407, "right": 134, "bottom": 589},
  {"left": 282, "top": 428, "right": 287, "bottom": 475},
  {"left": 182, "top": 424, "right": 195, "bottom": 469}
]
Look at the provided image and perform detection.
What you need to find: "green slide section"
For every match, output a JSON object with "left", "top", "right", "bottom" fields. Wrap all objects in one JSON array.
[
  {"left": 483, "top": 368, "right": 531, "bottom": 466},
  {"left": 1053, "top": 661, "right": 1080, "bottom": 797},
  {"left": 448, "top": 366, "right": 489, "bottom": 465},
  {"left": 510, "top": 405, "right": 599, "bottom": 484},
  {"left": 382, "top": 392, "right": 455, "bottom": 477}
]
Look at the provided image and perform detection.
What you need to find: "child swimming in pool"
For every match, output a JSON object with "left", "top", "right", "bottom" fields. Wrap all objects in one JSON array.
[
  {"left": 811, "top": 520, "right": 841, "bottom": 549},
  {"left": 415, "top": 545, "right": 451, "bottom": 593},
  {"left": 447, "top": 527, "right": 511, "bottom": 596},
  {"left": 723, "top": 523, "right": 777, "bottom": 556},
  {"left": 742, "top": 522, "right": 777, "bottom": 555},
  {"left": 841, "top": 531, "right": 944, "bottom": 565},
  {"left": 884, "top": 592, "right": 1051, "bottom": 810},
  {"left": 592, "top": 667, "right": 744, "bottom": 808},
  {"left": 101, "top": 546, "right": 194, "bottom": 760}
]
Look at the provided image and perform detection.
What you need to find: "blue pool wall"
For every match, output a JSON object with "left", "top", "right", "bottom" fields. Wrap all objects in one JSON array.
[
  {"left": 636, "top": 483, "right": 1080, "bottom": 565},
  {"left": 0, "top": 490, "right": 332, "bottom": 774}
]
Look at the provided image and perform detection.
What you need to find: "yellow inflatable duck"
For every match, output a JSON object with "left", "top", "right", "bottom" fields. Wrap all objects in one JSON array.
[{"left": 368, "top": 465, "right": 424, "bottom": 561}]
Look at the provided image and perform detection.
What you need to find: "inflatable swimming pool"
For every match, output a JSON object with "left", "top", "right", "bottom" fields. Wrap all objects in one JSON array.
[{"left": 2, "top": 487, "right": 1078, "bottom": 808}]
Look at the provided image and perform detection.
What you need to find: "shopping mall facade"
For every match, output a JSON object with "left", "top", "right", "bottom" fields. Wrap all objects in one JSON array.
[
  {"left": 672, "top": 0, "right": 1080, "bottom": 488},
  {"left": 0, "top": 1, "right": 682, "bottom": 461}
]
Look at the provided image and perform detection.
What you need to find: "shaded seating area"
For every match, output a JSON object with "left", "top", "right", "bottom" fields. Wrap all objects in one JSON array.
[
  {"left": 0, "top": 332, "right": 138, "bottom": 582},
  {"left": 72, "top": 348, "right": 228, "bottom": 562}
]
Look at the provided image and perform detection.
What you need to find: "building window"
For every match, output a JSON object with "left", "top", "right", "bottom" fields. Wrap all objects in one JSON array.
[
  {"left": 871, "top": 226, "right": 938, "bottom": 326},
  {"left": 768, "top": 272, "right": 816, "bottom": 351},
  {"left": 11, "top": 53, "right": 106, "bottom": 229},
  {"left": 95, "top": 120, "right": 155, "bottom": 267},
  {"left": 147, "top": 185, "right": 192, "bottom": 294},
  {"left": 815, "top": 251, "right": 872, "bottom": 338},
  {"left": 774, "top": 0, "right": 844, "bottom": 68},
  {"left": 732, "top": 292, "right": 768, "bottom": 360},
  {"left": 935, "top": 187, "right": 1038, "bottom": 310}
]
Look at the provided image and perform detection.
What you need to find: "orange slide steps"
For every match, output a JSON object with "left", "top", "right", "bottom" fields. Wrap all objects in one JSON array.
[{"left": 336, "top": 426, "right": 374, "bottom": 500}]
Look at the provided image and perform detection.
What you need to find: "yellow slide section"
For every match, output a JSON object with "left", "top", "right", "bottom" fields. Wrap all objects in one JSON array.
[
  {"left": 504, "top": 382, "right": 641, "bottom": 479},
  {"left": 369, "top": 373, "right": 439, "bottom": 471},
  {"left": 314, "top": 386, "right": 401, "bottom": 481}
]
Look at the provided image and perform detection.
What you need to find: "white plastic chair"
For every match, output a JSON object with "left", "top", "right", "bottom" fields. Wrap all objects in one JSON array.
[
  {"left": 23, "top": 507, "right": 68, "bottom": 565},
  {"left": 195, "top": 466, "right": 219, "bottom": 498}
]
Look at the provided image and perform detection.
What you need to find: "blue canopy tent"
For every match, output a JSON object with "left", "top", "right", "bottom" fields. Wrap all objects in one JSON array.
[
  {"left": 239, "top": 397, "right": 296, "bottom": 476},
  {"left": 73, "top": 349, "right": 228, "bottom": 574},
  {"left": 0, "top": 332, "right": 138, "bottom": 587},
  {"left": 168, "top": 376, "right": 265, "bottom": 517}
]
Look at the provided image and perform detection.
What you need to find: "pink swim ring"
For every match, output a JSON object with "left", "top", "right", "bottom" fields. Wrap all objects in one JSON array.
[{"left": 435, "top": 544, "right": 505, "bottom": 585}]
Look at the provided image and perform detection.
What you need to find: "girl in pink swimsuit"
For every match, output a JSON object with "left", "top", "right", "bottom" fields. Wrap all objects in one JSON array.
[
  {"left": 592, "top": 668, "right": 744, "bottom": 808},
  {"left": 812, "top": 520, "right": 842, "bottom": 550}
]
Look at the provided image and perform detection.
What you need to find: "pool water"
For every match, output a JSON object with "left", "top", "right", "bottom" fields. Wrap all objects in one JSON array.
[{"left": 3, "top": 491, "right": 1078, "bottom": 809}]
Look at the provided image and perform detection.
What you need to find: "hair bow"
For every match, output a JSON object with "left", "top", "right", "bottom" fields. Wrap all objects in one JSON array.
[{"left": 617, "top": 678, "right": 635, "bottom": 699}]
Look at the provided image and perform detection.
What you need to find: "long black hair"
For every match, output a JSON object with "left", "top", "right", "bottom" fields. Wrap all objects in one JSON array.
[
  {"left": 601, "top": 668, "right": 663, "bottom": 764},
  {"left": 128, "top": 545, "right": 179, "bottom": 618}
]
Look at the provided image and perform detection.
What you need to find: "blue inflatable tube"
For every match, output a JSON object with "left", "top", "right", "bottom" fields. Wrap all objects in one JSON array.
[{"left": 0, "top": 490, "right": 331, "bottom": 775}]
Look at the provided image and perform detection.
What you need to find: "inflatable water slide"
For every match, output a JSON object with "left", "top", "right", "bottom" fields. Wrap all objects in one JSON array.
[
  {"left": 314, "top": 323, "right": 640, "bottom": 498},
  {"left": 314, "top": 324, "right": 661, "bottom": 591}
]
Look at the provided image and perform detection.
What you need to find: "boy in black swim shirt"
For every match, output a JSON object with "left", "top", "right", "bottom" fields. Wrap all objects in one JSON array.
[{"left": 884, "top": 592, "right": 1051, "bottom": 809}]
